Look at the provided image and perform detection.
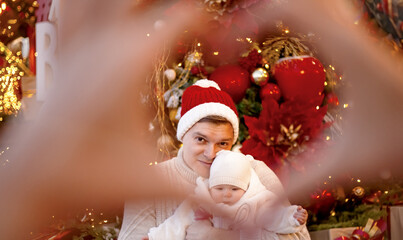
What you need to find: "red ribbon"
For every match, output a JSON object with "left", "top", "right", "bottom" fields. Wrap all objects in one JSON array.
[
  {"left": 333, "top": 218, "right": 387, "bottom": 240},
  {"left": 351, "top": 228, "right": 370, "bottom": 240}
]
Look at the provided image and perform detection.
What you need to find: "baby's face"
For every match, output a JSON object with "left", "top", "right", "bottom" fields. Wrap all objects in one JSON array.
[{"left": 210, "top": 185, "right": 246, "bottom": 205}]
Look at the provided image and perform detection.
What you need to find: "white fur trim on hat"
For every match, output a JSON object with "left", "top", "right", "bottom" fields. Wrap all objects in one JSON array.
[
  {"left": 194, "top": 79, "right": 221, "bottom": 90},
  {"left": 176, "top": 102, "right": 239, "bottom": 144}
]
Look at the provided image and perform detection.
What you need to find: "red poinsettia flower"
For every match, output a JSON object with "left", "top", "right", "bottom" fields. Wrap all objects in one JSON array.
[{"left": 240, "top": 95, "right": 328, "bottom": 174}]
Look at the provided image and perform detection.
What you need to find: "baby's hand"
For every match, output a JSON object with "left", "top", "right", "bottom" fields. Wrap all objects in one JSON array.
[
  {"left": 293, "top": 206, "right": 308, "bottom": 225},
  {"left": 194, "top": 207, "right": 212, "bottom": 221}
]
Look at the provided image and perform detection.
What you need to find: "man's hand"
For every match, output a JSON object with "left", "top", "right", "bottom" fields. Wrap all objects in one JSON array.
[
  {"left": 185, "top": 220, "right": 214, "bottom": 240},
  {"left": 293, "top": 206, "right": 308, "bottom": 225},
  {"left": 186, "top": 220, "right": 240, "bottom": 240}
]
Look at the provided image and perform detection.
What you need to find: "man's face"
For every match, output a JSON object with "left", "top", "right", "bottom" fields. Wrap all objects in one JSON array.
[
  {"left": 210, "top": 185, "right": 246, "bottom": 205},
  {"left": 182, "top": 121, "right": 234, "bottom": 178}
]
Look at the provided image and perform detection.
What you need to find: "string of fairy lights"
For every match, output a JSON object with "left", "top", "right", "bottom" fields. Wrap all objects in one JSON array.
[
  {"left": 0, "top": 44, "right": 25, "bottom": 170},
  {"left": 0, "top": 146, "right": 10, "bottom": 166},
  {"left": 0, "top": 41, "right": 26, "bottom": 121},
  {"left": 0, "top": 0, "right": 38, "bottom": 39},
  {"left": 28, "top": 208, "right": 121, "bottom": 239},
  {"left": 0, "top": 0, "right": 37, "bottom": 121}
]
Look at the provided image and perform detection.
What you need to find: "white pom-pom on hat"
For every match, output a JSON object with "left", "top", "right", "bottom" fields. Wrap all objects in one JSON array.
[{"left": 194, "top": 79, "right": 221, "bottom": 90}]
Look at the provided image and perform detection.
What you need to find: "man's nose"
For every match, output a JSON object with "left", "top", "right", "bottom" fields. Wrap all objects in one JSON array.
[{"left": 204, "top": 144, "right": 217, "bottom": 160}]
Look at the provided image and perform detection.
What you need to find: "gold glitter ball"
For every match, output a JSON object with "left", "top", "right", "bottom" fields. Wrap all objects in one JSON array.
[{"left": 352, "top": 186, "right": 365, "bottom": 197}]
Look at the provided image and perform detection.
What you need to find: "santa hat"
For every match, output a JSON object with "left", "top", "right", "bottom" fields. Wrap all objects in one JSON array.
[
  {"left": 209, "top": 150, "right": 251, "bottom": 191},
  {"left": 176, "top": 79, "right": 239, "bottom": 143}
]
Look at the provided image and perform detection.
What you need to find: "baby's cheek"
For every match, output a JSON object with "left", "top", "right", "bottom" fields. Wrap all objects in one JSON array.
[{"left": 210, "top": 191, "right": 222, "bottom": 203}]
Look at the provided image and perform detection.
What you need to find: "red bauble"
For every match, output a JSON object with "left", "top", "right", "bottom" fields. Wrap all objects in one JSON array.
[
  {"left": 209, "top": 64, "right": 250, "bottom": 103},
  {"left": 273, "top": 56, "right": 325, "bottom": 102},
  {"left": 260, "top": 83, "right": 281, "bottom": 102}
]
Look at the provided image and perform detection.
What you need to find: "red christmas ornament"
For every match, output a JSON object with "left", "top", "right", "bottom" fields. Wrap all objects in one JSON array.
[
  {"left": 273, "top": 56, "right": 326, "bottom": 102},
  {"left": 209, "top": 64, "right": 250, "bottom": 103},
  {"left": 260, "top": 83, "right": 281, "bottom": 102}
]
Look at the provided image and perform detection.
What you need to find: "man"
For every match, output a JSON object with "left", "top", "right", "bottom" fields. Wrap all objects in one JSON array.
[{"left": 118, "top": 79, "right": 310, "bottom": 239}]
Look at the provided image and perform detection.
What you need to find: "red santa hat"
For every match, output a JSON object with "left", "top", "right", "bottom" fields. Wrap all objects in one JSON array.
[{"left": 176, "top": 79, "right": 239, "bottom": 143}]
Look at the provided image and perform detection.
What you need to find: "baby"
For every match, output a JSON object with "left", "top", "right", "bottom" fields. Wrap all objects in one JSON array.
[{"left": 147, "top": 150, "right": 307, "bottom": 240}]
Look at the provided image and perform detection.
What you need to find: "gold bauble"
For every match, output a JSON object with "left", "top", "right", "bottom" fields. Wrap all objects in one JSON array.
[
  {"left": 169, "top": 108, "right": 179, "bottom": 123},
  {"left": 251, "top": 68, "right": 269, "bottom": 86},
  {"left": 352, "top": 186, "right": 365, "bottom": 197}
]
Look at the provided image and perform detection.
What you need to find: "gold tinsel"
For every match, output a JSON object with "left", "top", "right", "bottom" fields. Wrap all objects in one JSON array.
[
  {"left": 151, "top": 43, "right": 204, "bottom": 158},
  {"left": 261, "top": 37, "right": 312, "bottom": 70},
  {"left": 149, "top": 49, "right": 179, "bottom": 158},
  {"left": 202, "top": 0, "right": 232, "bottom": 15}
]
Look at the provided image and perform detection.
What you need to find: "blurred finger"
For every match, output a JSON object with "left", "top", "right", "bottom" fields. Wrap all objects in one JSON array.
[{"left": 0, "top": 0, "right": 203, "bottom": 238}]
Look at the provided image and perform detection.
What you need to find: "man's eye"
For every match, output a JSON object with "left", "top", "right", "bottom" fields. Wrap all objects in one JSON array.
[
  {"left": 219, "top": 142, "right": 229, "bottom": 147},
  {"left": 196, "top": 137, "right": 205, "bottom": 142}
]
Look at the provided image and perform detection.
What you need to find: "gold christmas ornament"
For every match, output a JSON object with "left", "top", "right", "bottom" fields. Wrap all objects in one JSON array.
[
  {"left": 202, "top": 0, "right": 231, "bottom": 15},
  {"left": 169, "top": 108, "right": 179, "bottom": 123},
  {"left": 185, "top": 50, "right": 203, "bottom": 67},
  {"left": 352, "top": 186, "right": 365, "bottom": 197},
  {"left": 251, "top": 68, "right": 269, "bottom": 86}
]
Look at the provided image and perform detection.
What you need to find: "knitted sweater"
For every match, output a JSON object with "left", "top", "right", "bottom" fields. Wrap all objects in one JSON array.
[{"left": 118, "top": 148, "right": 311, "bottom": 240}]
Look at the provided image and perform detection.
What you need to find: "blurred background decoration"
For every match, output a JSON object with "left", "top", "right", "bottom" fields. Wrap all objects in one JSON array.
[{"left": 354, "top": 0, "right": 403, "bottom": 51}]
